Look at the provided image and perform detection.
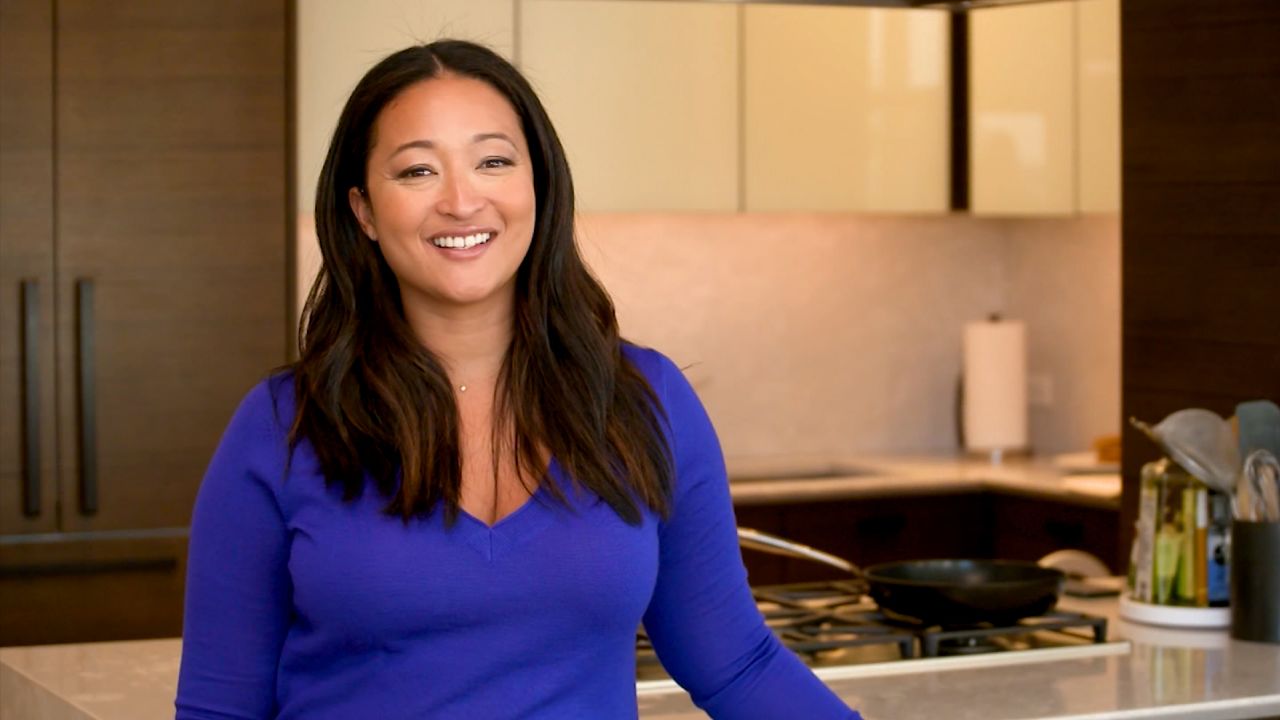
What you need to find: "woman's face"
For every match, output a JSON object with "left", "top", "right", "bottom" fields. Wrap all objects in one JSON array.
[{"left": 350, "top": 74, "right": 536, "bottom": 318}]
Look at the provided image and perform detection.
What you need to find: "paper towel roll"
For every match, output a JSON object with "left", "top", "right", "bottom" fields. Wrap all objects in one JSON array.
[{"left": 963, "top": 319, "right": 1028, "bottom": 453}]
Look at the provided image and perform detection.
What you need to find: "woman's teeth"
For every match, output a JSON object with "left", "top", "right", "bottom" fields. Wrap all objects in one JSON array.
[{"left": 431, "top": 232, "right": 491, "bottom": 249}]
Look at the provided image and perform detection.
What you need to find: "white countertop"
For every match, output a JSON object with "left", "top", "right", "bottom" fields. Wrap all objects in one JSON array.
[
  {"left": 4, "top": 594, "right": 1278, "bottom": 720},
  {"left": 725, "top": 453, "right": 1122, "bottom": 509},
  {"left": 634, "top": 593, "right": 1280, "bottom": 720}
]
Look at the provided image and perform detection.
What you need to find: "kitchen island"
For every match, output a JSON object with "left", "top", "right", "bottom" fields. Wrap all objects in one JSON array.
[{"left": 3, "top": 593, "right": 1279, "bottom": 719}]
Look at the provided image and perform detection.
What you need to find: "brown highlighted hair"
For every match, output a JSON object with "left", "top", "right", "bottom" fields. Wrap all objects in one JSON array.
[{"left": 291, "top": 40, "right": 671, "bottom": 524}]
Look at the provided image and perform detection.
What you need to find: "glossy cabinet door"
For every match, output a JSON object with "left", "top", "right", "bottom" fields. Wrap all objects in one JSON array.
[
  {"left": 743, "top": 5, "right": 950, "bottom": 213},
  {"left": 1076, "top": 0, "right": 1120, "bottom": 214},
  {"left": 519, "top": 0, "right": 739, "bottom": 212},
  {"left": 0, "top": 0, "right": 57, "bottom": 536},
  {"left": 970, "top": 2, "right": 1076, "bottom": 216},
  {"left": 52, "top": 0, "right": 288, "bottom": 532},
  {"left": 970, "top": 0, "right": 1120, "bottom": 216}
]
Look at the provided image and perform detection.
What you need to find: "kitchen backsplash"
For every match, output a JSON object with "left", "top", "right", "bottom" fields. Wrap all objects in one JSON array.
[{"left": 296, "top": 213, "right": 1119, "bottom": 458}]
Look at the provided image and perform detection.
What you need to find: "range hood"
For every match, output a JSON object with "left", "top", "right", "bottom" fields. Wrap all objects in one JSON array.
[{"left": 697, "top": 0, "right": 1063, "bottom": 10}]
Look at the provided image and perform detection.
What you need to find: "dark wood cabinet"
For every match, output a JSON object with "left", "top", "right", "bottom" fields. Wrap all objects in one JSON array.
[
  {"left": 0, "top": 0, "right": 58, "bottom": 539},
  {"left": 734, "top": 504, "right": 789, "bottom": 585},
  {"left": 769, "top": 493, "right": 992, "bottom": 583},
  {"left": 0, "top": 0, "right": 289, "bottom": 646},
  {"left": 737, "top": 491, "right": 1119, "bottom": 585},
  {"left": 988, "top": 493, "right": 1120, "bottom": 571}
]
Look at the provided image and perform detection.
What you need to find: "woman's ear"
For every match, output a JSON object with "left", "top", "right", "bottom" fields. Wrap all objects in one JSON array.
[{"left": 348, "top": 187, "right": 378, "bottom": 241}]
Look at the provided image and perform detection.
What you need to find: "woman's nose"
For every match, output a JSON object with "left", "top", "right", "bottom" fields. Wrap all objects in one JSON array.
[{"left": 435, "top": 171, "right": 484, "bottom": 218}]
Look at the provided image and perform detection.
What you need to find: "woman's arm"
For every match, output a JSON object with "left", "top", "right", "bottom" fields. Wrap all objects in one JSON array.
[
  {"left": 176, "top": 380, "right": 293, "bottom": 719},
  {"left": 638, "top": 352, "right": 861, "bottom": 720}
]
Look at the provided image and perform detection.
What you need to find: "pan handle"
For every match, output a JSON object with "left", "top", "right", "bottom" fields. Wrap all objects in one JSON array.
[{"left": 737, "top": 526, "right": 861, "bottom": 577}]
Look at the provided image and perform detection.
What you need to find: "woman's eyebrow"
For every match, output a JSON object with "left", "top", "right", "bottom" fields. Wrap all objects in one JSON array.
[
  {"left": 473, "top": 132, "right": 518, "bottom": 149},
  {"left": 391, "top": 139, "right": 435, "bottom": 157},
  {"left": 390, "top": 133, "right": 517, "bottom": 158}
]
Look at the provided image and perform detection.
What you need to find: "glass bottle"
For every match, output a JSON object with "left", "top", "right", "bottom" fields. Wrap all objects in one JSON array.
[{"left": 1132, "top": 458, "right": 1215, "bottom": 606}]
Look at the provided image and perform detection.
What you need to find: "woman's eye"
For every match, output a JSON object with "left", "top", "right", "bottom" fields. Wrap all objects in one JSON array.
[
  {"left": 398, "top": 165, "right": 434, "bottom": 179},
  {"left": 479, "top": 157, "right": 514, "bottom": 170}
]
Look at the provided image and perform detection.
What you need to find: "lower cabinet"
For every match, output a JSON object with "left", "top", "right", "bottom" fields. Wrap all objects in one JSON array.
[
  {"left": 0, "top": 535, "right": 187, "bottom": 646},
  {"left": 736, "top": 491, "right": 1119, "bottom": 585},
  {"left": 988, "top": 493, "right": 1121, "bottom": 571}
]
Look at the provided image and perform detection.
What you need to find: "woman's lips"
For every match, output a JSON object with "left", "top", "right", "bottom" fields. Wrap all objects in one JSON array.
[{"left": 426, "top": 230, "right": 496, "bottom": 259}]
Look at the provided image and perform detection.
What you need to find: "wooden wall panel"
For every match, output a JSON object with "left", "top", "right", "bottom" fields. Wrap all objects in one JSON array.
[{"left": 1119, "top": 0, "right": 1280, "bottom": 567}]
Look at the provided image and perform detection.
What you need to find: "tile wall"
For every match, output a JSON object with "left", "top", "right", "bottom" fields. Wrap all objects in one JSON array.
[{"left": 296, "top": 212, "right": 1120, "bottom": 459}]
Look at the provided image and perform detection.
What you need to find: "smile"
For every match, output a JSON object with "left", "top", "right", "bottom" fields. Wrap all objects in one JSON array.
[{"left": 430, "top": 232, "right": 492, "bottom": 249}]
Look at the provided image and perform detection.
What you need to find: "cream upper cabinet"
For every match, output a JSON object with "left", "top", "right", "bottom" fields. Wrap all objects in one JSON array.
[
  {"left": 970, "top": 2, "right": 1074, "bottom": 215},
  {"left": 743, "top": 5, "right": 950, "bottom": 213},
  {"left": 1076, "top": 0, "right": 1120, "bottom": 214},
  {"left": 970, "top": 0, "right": 1119, "bottom": 216},
  {"left": 519, "top": 0, "right": 739, "bottom": 212}
]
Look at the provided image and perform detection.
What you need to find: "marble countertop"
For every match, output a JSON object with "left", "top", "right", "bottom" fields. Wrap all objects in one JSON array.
[
  {"left": 725, "top": 453, "right": 1122, "bottom": 509},
  {"left": 635, "top": 593, "right": 1280, "bottom": 720},
  {"left": 4, "top": 594, "right": 1278, "bottom": 719}
]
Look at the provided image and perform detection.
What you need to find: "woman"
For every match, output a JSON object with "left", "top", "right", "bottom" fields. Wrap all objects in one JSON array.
[{"left": 176, "top": 40, "right": 860, "bottom": 720}]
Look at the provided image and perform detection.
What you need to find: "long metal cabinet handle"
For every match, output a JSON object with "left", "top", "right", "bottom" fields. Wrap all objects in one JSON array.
[
  {"left": 20, "top": 280, "right": 41, "bottom": 516},
  {"left": 76, "top": 279, "right": 98, "bottom": 515}
]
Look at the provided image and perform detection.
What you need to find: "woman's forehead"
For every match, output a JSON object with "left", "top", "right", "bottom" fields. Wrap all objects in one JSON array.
[{"left": 372, "top": 75, "right": 527, "bottom": 152}]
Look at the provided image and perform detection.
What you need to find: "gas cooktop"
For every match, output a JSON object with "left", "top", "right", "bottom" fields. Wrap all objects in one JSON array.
[{"left": 636, "top": 579, "right": 1115, "bottom": 681}]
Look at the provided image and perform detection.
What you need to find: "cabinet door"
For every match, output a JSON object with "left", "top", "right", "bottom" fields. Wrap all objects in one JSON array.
[
  {"left": 53, "top": 0, "right": 288, "bottom": 532},
  {"left": 0, "top": 535, "right": 187, "bottom": 645},
  {"left": 970, "top": 2, "right": 1075, "bottom": 215},
  {"left": 0, "top": 0, "right": 57, "bottom": 536},
  {"left": 762, "top": 494, "right": 991, "bottom": 583},
  {"left": 520, "top": 0, "right": 739, "bottom": 212},
  {"left": 989, "top": 494, "right": 1120, "bottom": 571},
  {"left": 1076, "top": 0, "right": 1120, "bottom": 214},
  {"left": 743, "top": 5, "right": 949, "bottom": 212}
]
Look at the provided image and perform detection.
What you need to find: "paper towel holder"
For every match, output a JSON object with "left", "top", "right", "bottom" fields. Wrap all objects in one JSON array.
[
  {"left": 955, "top": 379, "right": 1029, "bottom": 464},
  {"left": 957, "top": 313, "right": 1030, "bottom": 465}
]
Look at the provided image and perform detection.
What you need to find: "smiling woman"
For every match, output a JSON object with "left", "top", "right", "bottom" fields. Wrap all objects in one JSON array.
[
  {"left": 174, "top": 40, "right": 861, "bottom": 720},
  {"left": 347, "top": 75, "right": 536, "bottom": 318}
]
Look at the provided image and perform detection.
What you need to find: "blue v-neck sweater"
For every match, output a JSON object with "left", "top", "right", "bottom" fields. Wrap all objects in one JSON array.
[{"left": 176, "top": 346, "right": 860, "bottom": 719}]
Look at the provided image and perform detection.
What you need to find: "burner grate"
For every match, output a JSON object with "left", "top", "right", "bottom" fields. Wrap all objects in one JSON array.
[
  {"left": 916, "top": 610, "right": 1108, "bottom": 657},
  {"left": 635, "top": 581, "right": 1108, "bottom": 674}
]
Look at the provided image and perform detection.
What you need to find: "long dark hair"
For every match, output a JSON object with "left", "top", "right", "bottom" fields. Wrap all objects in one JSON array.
[{"left": 292, "top": 40, "right": 672, "bottom": 524}]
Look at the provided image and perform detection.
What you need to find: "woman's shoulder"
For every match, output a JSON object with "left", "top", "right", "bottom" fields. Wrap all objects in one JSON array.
[
  {"left": 620, "top": 342, "right": 703, "bottom": 421},
  {"left": 620, "top": 342, "right": 682, "bottom": 389},
  {"left": 222, "top": 369, "right": 298, "bottom": 447}
]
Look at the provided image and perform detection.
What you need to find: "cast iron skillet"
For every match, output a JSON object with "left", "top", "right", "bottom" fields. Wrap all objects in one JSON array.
[
  {"left": 862, "top": 558, "right": 1065, "bottom": 626},
  {"left": 738, "top": 528, "right": 1066, "bottom": 627}
]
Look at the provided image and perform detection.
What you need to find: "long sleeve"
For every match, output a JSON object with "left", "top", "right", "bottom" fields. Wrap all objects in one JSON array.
[
  {"left": 176, "top": 380, "right": 293, "bottom": 719},
  {"left": 639, "top": 352, "right": 860, "bottom": 719}
]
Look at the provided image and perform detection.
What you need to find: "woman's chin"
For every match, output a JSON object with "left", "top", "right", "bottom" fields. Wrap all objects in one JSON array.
[{"left": 412, "top": 281, "right": 517, "bottom": 314}]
